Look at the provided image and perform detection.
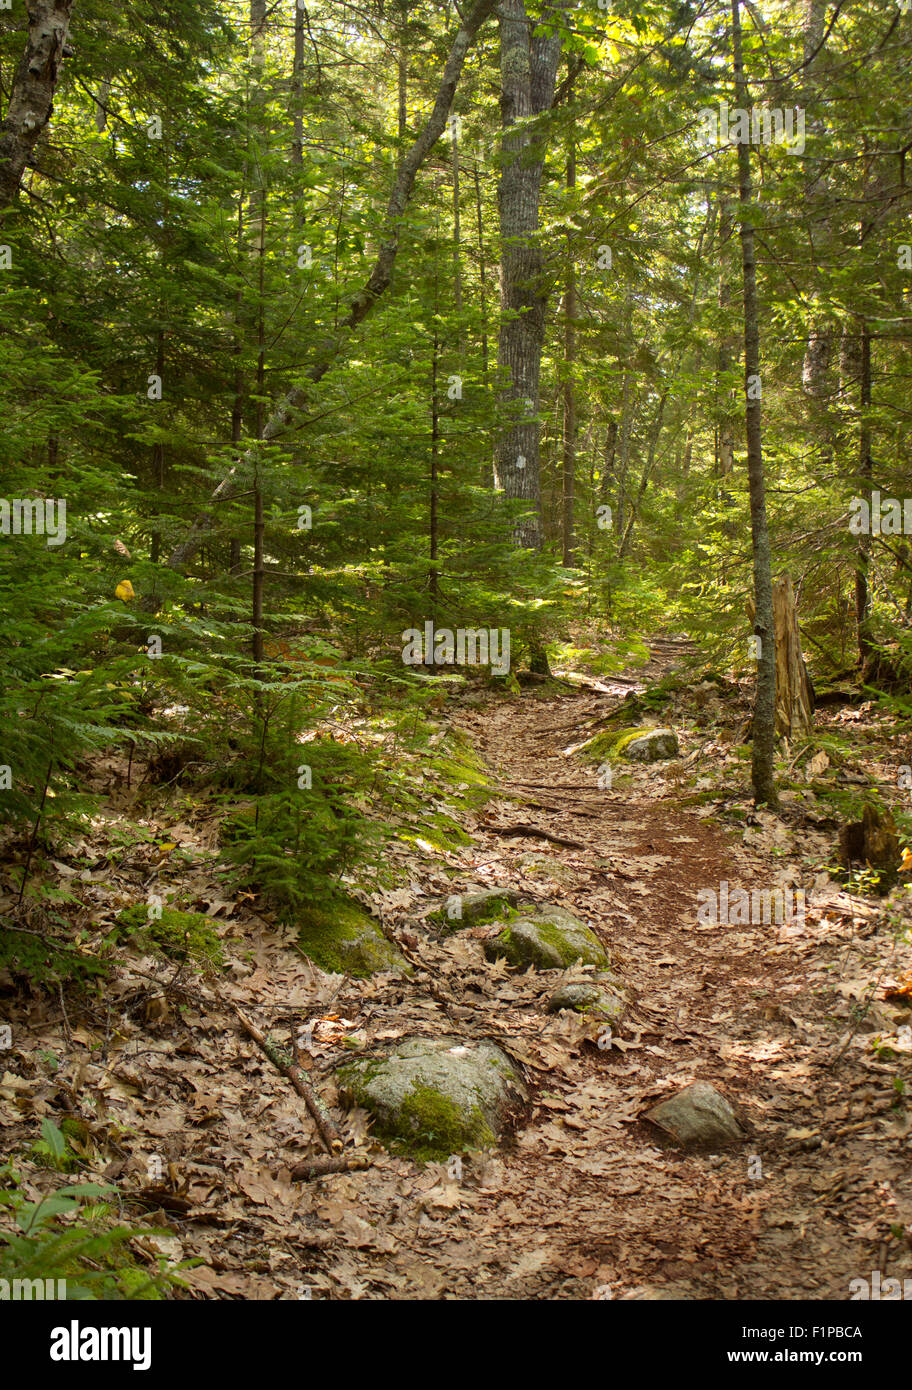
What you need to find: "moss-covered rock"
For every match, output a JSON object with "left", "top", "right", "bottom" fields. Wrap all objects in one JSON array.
[
  {"left": 548, "top": 974, "right": 625, "bottom": 1022},
  {"left": 484, "top": 905, "right": 609, "bottom": 970},
  {"left": 430, "top": 886, "right": 520, "bottom": 934},
  {"left": 578, "top": 726, "right": 679, "bottom": 764},
  {"left": 297, "top": 894, "right": 411, "bottom": 977},
  {"left": 516, "top": 853, "right": 579, "bottom": 887},
  {"left": 113, "top": 906, "right": 225, "bottom": 972},
  {"left": 336, "top": 1036, "right": 527, "bottom": 1159},
  {"left": 614, "top": 727, "right": 679, "bottom": 762}
]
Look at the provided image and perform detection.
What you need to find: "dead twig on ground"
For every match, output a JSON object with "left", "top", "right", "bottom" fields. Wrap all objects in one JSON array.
[{"left": 232, "top": 1004, "right": 343, "bottom": 1154}]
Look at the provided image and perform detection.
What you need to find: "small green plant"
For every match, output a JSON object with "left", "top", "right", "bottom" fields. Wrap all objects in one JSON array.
[
  {"left": 0, "top": 1127, "right": 176, "bottom": 1300},
  {"left": 0, "top": 924, "right": 109, "bottom": 991},
  {"left": 29, "top": 1117, "right": 81, "bottom": 1173}
]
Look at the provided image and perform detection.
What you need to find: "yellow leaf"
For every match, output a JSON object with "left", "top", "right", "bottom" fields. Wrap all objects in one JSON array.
[
  {"left": 115, "top": 580, "right": 135, "bottom": 601},
  {"left": 901, "top": 847, "right": 912, "bottom": 872}
]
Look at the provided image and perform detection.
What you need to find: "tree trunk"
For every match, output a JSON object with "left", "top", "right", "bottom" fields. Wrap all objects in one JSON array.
[
  {"left": 493, "top": 0, "right": 564, "bottom": 549},
  {"left": 854, "top": 322, "right": 873, "bottom": 664},
  {"left": 800, "top": 0, "right": 832, "bottom": 401},
  {"left": 430, "top": 319, "right": 440, "bottom": 611},
  {"left": 292, "top": 0, "right": 305, "bottom": 166},
  {"left": 472, "top": 153, "right": 490, "bottom": 391},
  {"left": 250, "top": 0, "right": 267, "bottom": 670},
  {"left": 715, "top": 195, "right": 737, "bottom": 477},
  {"left": 601, "top": 419, "right": 617, "bottom": 492},
  {"left": 732, "top": 0, "right": 778, "bottom": 807},
  {"left": 451, "top": 125, "right": 462, "bottom": 316},
  {"left": 618, "top": 390, "right": 668, "bottom": 559},
  {"left": 561, "top": 137, "right": 576, "bottom": 567},
  {"left": 0, "top": 0, "right": 74, "bottom": 213}
]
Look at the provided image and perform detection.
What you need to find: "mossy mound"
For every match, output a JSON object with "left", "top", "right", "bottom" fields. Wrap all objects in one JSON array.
[
  {"left": 336, "top": 1036, "right": 527, "bottom": 1159},
  {"left": 296, "top": 894, "right": 410, "bottom": 977},
  {"left": 396, "top": 811, "right": 474, "bottom": 853},
  {"left": 427, "top": 731, "right": 495, "bottom": 810},
  {"left": 484, "top": 905, "right": 609, "bottom": 970},
  {"left": 113, "top": 906, "right": 225, "bottom": 972},
  {"left": 548, "top": 974, "right": 625, "bottom": 1022}
]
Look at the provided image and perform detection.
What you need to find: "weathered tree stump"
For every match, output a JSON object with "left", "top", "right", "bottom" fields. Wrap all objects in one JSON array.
[
  {"left": 838, "top": 804, "right": 900, "bottom": 891},
  {"left": 747, "top": 574, "right": 814, "bottom": 739}
]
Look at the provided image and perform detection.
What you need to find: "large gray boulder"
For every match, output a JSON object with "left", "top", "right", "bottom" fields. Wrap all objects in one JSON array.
[{"left": 336, "top": 1037, "right": 527, "bottom": 1158}]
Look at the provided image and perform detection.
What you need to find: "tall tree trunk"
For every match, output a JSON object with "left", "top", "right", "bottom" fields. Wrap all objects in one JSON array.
[
  {"left": 854, "top": 321, "right": 873, "bottom": 664},
  {"left": 168, "top": 0, "right": 499, "bottom": 573},
  {"left": 451, "top": 124, "right": 462, "bottom": 316},
  {"left": 429, "top": 321, "right": 440, "bottom": 611},
  {"left": 94, "top": 76, "right": 111, "bottom": 135},
  {"left": 473, "top": 153, "right": 490, "bottom": 390},
  {"left": 715, "top": 195, "right": 737, "bottom": 477},
  {"left": 250, "top": 0, "right": 267, "bottom": 669},
  {"left": 149, "top": 329, "right": 166, "bottom": 566},
  {"left": 600, "top": 419, "right": 617, "bottom": 502},
  {"left": 561, "top": 137, "right": 576, "bottom": 567},
  {"left": 614, "top": 370, "right": 633, "bottom": 538},
  {"left": 292, "top": 0, "right": 305, "bottom": 166},
  {"left": 618, "top": 390, "right": 668, "bottom": 559},
  {"left": 0, "top": 0, "right": 74, "bottom": 212},
  {"left": 493, "top": 0, "right": 564, "bottom": 549},
  {"left": 732, "top": 0, "right": 778, "bottom": 808},
  {"left": 800, "top": 0, "right": 832, "bottom": 400}
]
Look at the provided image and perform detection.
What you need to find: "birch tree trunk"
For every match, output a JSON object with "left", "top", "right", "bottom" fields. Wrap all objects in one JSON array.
[{"left": 0, "top": 0, "right": 74, "bottom": 213}]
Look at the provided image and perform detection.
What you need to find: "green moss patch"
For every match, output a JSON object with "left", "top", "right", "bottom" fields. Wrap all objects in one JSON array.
[
  {"left": 397, "top": 810, "right": 474, "bottom": 853},
  {"left": 113, "top": 906, "right": 225, "bottom": 972}
]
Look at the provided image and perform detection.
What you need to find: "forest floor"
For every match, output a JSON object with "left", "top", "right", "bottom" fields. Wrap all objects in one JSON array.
[{"left": 2, "top": 639, "right": 912, "bottom": 1300}]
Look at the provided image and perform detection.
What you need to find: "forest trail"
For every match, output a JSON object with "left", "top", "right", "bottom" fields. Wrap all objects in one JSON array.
[
  {"left": 5, "top": 645, "right": 908, "bottom": 1304},
  {"left": 281, "top": 641, "right": 910, "bottom": 1301}
]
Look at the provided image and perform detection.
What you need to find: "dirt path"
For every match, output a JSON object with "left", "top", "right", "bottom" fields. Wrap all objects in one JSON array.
[{"left": 300, "top": 649, "right": 910, "bottom": 1301}]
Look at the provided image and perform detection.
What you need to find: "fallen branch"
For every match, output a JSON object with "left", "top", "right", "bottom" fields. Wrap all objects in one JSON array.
[
  {"left": 483, "top": 822, "right": 590, "bottom": 850},
  {"left": 232, "top": 1005, "right": 343, "bottom": 1154},
  {"left": 290, "top": 1154, "right": 370, "bottom": 1182}
]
